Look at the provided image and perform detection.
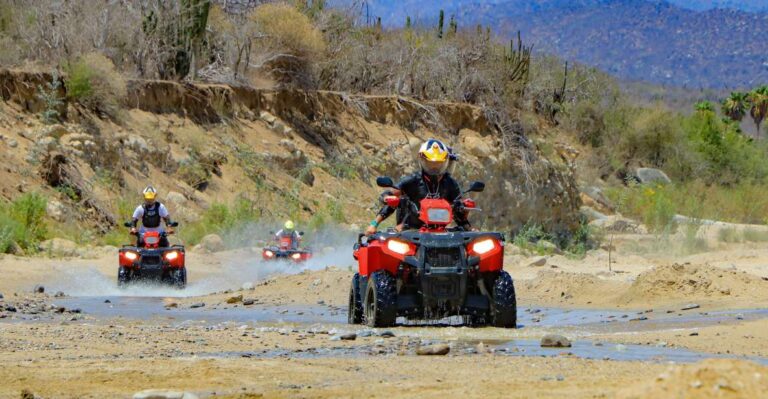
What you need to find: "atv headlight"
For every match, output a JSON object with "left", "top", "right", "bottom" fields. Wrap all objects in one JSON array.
[
  {"left": 264, "top": 250, "right": 274, "bottom": 258},
  {"left": 386, "top": 239, "right": 411, "bottom": 255},
  {"left": 471, "top": 238, "right": 496, "bottom": 255},
  {"left": 165, "top": 251, "right": 179, "bottom": 261},
  {"left": 291, "top": 253, "right": 302, "bottom": 260},
  {"left": 124, "top": 251, "right": 138, "bottom": 261}
]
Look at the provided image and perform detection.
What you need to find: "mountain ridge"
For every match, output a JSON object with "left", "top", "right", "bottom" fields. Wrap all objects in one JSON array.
[{"left": 363, "top": 0, "right": 768, "bottom": 88}]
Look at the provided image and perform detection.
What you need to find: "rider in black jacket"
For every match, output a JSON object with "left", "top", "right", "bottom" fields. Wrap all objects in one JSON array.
[{"left": 366, "top": 139, "right": 471, "bottom": 234}]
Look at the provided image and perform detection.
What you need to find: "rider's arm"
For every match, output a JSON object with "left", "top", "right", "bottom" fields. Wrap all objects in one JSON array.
[
  {"left": 448, "top": 179, "right": 472, "bottom": 230},
  {"left": 131, "top": 205, "right": 143, "bottom": 227},
  {"left": 158, "top": 204, "right": 173, "bottom": 225}
]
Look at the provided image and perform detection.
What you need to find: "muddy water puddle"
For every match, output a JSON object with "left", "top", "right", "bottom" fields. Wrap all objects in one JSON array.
[
  {"left": 32, "top": 296, "right": 768, "bottom": 366},
  {"left": 188, "top": 340, "right": 768, "bottom": 366}
]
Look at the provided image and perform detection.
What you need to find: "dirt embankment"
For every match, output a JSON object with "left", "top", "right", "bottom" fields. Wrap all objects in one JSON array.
[
  {"left": 0, "top": 68, "right": 582, "bottom": 239},
  {"left": 519, "top": 262, "right": 768, "bottom": 310}
]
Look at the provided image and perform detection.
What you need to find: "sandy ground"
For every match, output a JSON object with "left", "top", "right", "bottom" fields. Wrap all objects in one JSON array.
[{"left": 1, "top": 239, "right": 768, "bottom": 398}]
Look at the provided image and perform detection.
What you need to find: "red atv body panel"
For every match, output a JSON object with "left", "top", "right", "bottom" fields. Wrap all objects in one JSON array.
[{"left": 355, "top": 198, "right": 503, "bottom": 277}]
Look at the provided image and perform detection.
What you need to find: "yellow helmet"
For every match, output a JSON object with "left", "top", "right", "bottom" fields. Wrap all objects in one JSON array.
[
  {"left": 142, "top": 186, "right": 157, "bottom": 201},
  {"left": 284, "top": 220, "right": 295, "bottom": 230},
  {"left": 418, "top": 139, "right": 450, "bottom": 176}
]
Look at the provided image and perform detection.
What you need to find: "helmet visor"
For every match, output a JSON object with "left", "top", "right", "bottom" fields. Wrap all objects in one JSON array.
[{"left": 420, "top": 158, "right": 449, "bottom": 176}]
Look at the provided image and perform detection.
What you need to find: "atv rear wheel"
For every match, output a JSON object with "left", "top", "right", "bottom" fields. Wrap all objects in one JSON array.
[
  {"left": 348, "top": 273, "right": 364, "bottom": 324},
  {"left": 490, "top": 271, "right": 517, "bottom": 328},
  {"left": 117, "top": 267, "right": 131, "bottom": 288},
  {"left": 170, "top": 268, "right": 187, "bottom": 289},
  {"left": 364, "top": 271, "right": 397, "bottom": 327}
]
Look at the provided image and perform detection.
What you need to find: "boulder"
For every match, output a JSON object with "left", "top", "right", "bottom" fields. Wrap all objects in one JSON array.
[
  {"left": 527, "top": 256, "right": 548, "bottom": 267},
  {"left": 540, "top": 334, "right": 572, "bottom": 348},
  {"left": 461, "top": 131, "right": 492, "bottom": 158},
  {"left": 39, "top": 238, "right": 79, "bottom": 257},
  {"left": 46, "top": 199, "right": 67, "bottom": 222},
  {"left": 580, "top": 206, "right": 608, "bottom": 222},
  {"left": 165, "top": 191, "right": 187, "bottom": 206},
  {"left": 199, "top": 234, "right": 225, "bottom": 252},
  {"left": 634, "top": 168, "right": 671, "bottom": 185},
  {"left": 279, "top": 139, "right": 297, "bottom": 152},
  {"left": 259, "top": 111, "right": 277, "bottom": 124},
  {"left": 124, "top": 135, "right": 150, "bottom": 153}
]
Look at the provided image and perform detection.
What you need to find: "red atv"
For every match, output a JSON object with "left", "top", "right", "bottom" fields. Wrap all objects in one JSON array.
[
  {"left": 262, "top": 232, "right": 312, "bottom": 263},
  {"left": 118, "top": 221, "right": 186, "bottom": 289},
  {"left": 348, "top": 177, "right": 516, "bottom": 328}
]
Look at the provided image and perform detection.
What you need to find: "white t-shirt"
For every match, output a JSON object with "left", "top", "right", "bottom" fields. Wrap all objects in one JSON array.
[{"left": 132, "top": 203, "right": 170, "bottom": 232}]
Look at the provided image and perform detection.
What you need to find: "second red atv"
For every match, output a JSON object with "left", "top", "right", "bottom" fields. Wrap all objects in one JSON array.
[
  {"left": 348, "top": 177, "right": 516, "bottom": 328},
  {"left": 118, "top": 222, "right": 186, "bottom": 289},
  {"left": 262, "top": 232, "right": 312, "bottom": 263}
]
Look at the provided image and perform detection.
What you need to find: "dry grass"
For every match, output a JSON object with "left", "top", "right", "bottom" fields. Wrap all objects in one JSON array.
[{"left": 65, "top": 52, "right": 127, "bottom": 118}]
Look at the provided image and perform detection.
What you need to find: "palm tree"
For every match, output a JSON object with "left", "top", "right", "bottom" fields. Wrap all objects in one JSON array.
[
  {"left": 695, "top": 101, "right": 715, "bottom": 113},
  {"left": 721, "top": 92, "right": 749, "bottom": 122},
  {"left": 748, "top": 86, "right": 768, "bottom": 138}
]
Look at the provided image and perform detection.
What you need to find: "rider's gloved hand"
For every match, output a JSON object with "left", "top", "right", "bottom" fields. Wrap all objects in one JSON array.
[
  {"left": 129, "top": 227, "right": 137, "bottom": 235},
  {"left": 365, "top": 225, "right": 377, "bottom": 235},
  {"left": 166, "top": 227, "right": 174, "bottom": 235}
]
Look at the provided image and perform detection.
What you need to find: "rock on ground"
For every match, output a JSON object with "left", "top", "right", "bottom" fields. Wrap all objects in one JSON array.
[
  {"left": 199, "top": 234, "right": 225, "bottom": 252},
  {"left": 416, "top": 344, "right": 450, "bottom": 356},
  {"left": 39, "top": 238, "right": 80, "bottom": 257},
  {"left": 133, "top": 390, "right": 199, "bottom": 399},
  {"left": 527, "top": 256, "right": 548, "bottom": 267},
  {"left": 540, "top": 334, "right": 572, "bottom": 348},
  {"left": 634, "top": 167, "right": 671, "bottom": 185}
]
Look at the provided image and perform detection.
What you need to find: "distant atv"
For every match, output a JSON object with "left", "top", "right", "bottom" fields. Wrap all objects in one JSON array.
[
  {"left": 262, "top": 232, "right": 312, "bottom": 263},
  {"left": 348, "top": 177, "right": 516, "bottom": 328},
  {"left": 118, "top": 222, "right": 186, "bottom": 289}
]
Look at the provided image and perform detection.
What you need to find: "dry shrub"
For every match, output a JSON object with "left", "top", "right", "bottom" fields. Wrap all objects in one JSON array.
[
  {"left": 249, "top": 3, "right": 325, "bottom": 86},
  {"left": 65, "top": 52, "right": 127, "bottom": 118}
]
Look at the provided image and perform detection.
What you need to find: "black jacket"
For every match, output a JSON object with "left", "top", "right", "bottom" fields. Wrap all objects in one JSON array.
[{"left": 377, "top": 172, "right": 470, "bottom": 229}]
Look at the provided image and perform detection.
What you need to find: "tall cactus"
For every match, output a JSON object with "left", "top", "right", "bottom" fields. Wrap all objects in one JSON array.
[
  {"left": 505, "top": 30, "right": 532, "bottom": 87},
  {"left": 448, "top": 15, "right": 457, "bottom": 38},
  {"left": 437, "top": 9, "right": 444, "bottom": 39},
  {"left": 142, "top": 0, "right": 211, "bottom": 80}
]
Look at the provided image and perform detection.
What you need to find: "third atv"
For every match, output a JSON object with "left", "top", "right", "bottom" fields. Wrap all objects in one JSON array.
[{"left": 348, "top": 177, "right": 516, "bottom": 328}]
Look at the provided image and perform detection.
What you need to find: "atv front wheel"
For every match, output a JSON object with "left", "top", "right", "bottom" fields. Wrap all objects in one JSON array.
[
  {"left": 117, "top": 267, "right": 131, "bottom": 288},
  {"left": 348, "top": 273, "right": 364, "bottom": 324},
  {"left": 170, "top": 267, "right": 187, "bottom": 289},
  {"left": 491, "top": 271, "right": 517, "bottom": 328},
  {"left": 364, "top": 271, "right": 397, "bottom": 327}
]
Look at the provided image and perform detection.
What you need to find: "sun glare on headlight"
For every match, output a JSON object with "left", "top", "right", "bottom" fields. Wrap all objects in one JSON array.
[
  {"left": 387, "top": 239, "right": 410, "bottom": 255},
  {"left": 265, "top": 250, "right": 274, "bottom": 258},
  {"left": 165, "top": 251, "right": 179, "bottom": 261},
  {"left": 472, "top": 238, "right": 496, "bottom": 255},
  {"left": 291, "top": 253, "right": 301, "bottom": 260},
  {"left": 124, "top": 251, "right": 138, "bottom": 260}
]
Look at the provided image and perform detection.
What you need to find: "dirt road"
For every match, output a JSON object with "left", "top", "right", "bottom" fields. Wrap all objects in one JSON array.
[{"left": 1, "top": 242, "right": 768, "bottom": 398}]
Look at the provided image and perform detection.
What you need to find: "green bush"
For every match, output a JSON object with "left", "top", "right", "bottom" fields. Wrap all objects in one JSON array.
[
  {"left": 65, "top": 52, "right": 127, "bottom": 118},
  {"left": 607, "top": 181, "right": 768, "bottom": 229},
  {"left": 0, "top": 193, "right": 49, "bottom": 254}
]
